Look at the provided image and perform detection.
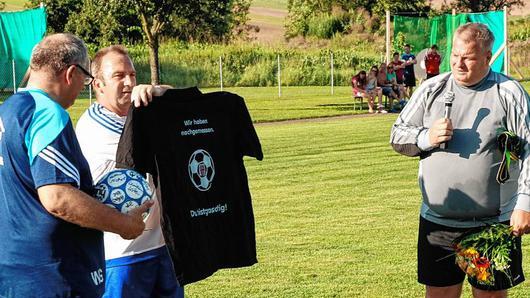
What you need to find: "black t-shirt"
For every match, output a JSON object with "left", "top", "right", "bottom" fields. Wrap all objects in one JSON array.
[{"left": 116, "top": 88, "right": 263, "bottom": 285}]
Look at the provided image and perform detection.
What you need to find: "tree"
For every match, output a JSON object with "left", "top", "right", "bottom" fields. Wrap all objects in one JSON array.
[
  {"left": 126, "top": 0, "right": 251, "bottom": 83},
  {"left": 285, "top": 0, "right": 427, "bottom": 38},
  {"left": 0, "top": 1, "right": 5, "bottom": 11},
  {"left": 26, "top": 0, "right": 82, "bottom": 33},
  {"left": 167, "top": 0, "right": 251, "bottom": 43},
  {"left": 64, "top": 0, "right": 142, "bottom": 50},
  {"left": 126, "top": 0, "right": 179, "bottom": 85},
  {"left": 227, "top": 0, "right": 254, "bottom": 40},
  {"left": 38, "top": 0, "right": 252, "bottom": 84},
  {"left": 452, "top": 0, "right": 524, "bottom": 12}
]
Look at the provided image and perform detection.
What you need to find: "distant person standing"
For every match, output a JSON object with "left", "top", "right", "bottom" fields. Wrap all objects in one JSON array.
[
  {"left": 425, "top": 44, "right": 442, "bottom": 79},
  {"left": 402, "top": 44, "right": 417, "bottom": 96},
  {"left": 392, "top": 52, "right": 405, "bottom": 85}
]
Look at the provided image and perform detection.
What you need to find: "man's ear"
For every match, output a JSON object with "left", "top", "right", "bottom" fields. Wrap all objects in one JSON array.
[
  {"left": 64, "top": 65, "right": 76, "bottom": 85},
  {"left": 93, "top": 77, "right": 105, "bottom": 94}
]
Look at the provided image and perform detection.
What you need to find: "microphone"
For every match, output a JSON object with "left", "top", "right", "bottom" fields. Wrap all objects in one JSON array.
[{"left": 439, "top": 91, "right": 455, "bottom": 150}]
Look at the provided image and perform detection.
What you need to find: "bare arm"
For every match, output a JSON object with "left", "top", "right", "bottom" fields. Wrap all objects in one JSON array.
[{"left": 38, "top": 184, "right": 152, "bottom": 239}]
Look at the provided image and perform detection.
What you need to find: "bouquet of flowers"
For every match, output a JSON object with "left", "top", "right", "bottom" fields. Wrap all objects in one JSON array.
[{"left": 452, "top": 224, "right": 515, "bottom": 286}]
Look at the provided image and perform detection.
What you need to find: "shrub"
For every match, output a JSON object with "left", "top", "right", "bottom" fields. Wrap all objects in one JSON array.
[{"left": 128, "top": 41, "right": 380, "bottom": 87}]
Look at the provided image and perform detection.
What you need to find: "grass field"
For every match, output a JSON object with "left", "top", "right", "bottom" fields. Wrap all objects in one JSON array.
[
  {"left": 67, "top": 86, "right": 369, "bottom": 124},
  {"left": 248, "top": 12, "right": 285, "bottom": 27},
  {"left": 3, "top": 0, "right": 26, "bottom": 11},
  {"left": 251, "top": 0, "right": 287, "bottom": 10},
  {"left": 62, "top": 85, "right": 530, "bottom": 297},
  {"left": 182, "top": 114, "right": 530, "bottom": 297},
  {"left": 67, "top": 83, "right": 530, "bottom": 124}
]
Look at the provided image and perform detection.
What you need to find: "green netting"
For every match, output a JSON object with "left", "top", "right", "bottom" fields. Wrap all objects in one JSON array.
[
  {"left": 468, "top": 11, "right": 505, "bottom": 72},
  {"left": 394, "top": 11, "right": 505, "bottom": 73},
  {"left": 0, "top": 7, "right": 46, "bottom": 90}
]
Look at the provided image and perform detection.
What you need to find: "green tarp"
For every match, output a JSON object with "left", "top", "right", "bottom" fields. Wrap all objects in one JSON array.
[
  {"left": 394, "top": 11, "right": 505, "bottom": 73},
  {"left": 0, "top": 7, "right": 46, "bottom": 89}
]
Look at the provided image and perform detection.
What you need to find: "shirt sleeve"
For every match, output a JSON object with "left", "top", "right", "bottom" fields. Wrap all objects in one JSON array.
[
  {"left": 116, "top": 106, "right": 156, "bottom": 177},
  {"left": 390, "top": 79, "right": 436, "bottom": 157},
  {"left": 233, "top": 94, "right": 263, "bottom": 161},
  {"left": 31, "top": 121, "right": 84, "bottom": 188},
  {"left": 501, "top": 80, "right": 530, "bottom": 212}
]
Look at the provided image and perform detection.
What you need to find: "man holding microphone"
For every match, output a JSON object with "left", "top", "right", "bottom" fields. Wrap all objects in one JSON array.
[{"left": 390, "top": 23, "right": 530, "bottom": 298}]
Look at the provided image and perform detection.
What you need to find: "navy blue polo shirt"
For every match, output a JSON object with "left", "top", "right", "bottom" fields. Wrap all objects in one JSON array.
[{"left": 0, "top": 89, "right": 104, "bottom": 297}]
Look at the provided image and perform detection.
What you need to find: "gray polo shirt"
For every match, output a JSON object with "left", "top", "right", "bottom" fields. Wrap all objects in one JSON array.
[{"left": 390, "top": 70, "right": 530, "bottom": 228}]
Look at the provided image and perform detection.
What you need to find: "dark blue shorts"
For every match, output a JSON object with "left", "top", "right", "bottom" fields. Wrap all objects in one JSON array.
[
  {"left": 403, "top": 73, "right": 416, "bottom": 87},
  {"left": 381, "top": 86, "right": 394, "bottom": 97},
  {"left": 104, "top": 246, "right": 184, "bottom": 298}
]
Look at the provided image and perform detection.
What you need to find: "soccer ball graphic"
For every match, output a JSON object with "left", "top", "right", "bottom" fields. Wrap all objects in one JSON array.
[
  {"left": 94, "top": 169, "right": 152, "bottom": 215},
  {"left": 188, "top": 149, "right": 215, "bottom": 191}
]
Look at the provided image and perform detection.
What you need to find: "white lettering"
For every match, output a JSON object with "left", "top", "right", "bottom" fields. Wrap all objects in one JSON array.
[
  {"left": 190, "top": 203, "right": 228, "bottom": 218},
  {"left": 184, "top": 119, "right": 208, "bottom": 126},
  {"left": 193, "top": 119, "right": 208, "bottom": 125},
  {"left": 90, "top": 268, "right": 104, "bottom": 285},
  {"left": 0, "top": 117, "right": 4, "bottom": 166},
  {"left": 0, "top": 117, "right": 4, "bottom": 141},
  {"left": 180, "top": 128, "right": 215, "bottom": 136}
]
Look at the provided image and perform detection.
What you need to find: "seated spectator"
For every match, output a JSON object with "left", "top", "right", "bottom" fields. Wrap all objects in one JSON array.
[
  {"left": 387, "top": 62, "right": 407, "bottom": 108},
  {"left": 425, "top": 44, "right": 441, "bottom": 79},
  {"left": 367, "top": 66, "right": 386, "bottom": 113},
  {"left": 376, "top": 62, "right": 400, "bottom": 112},
  {"left": 351, "top": 69, "right": 385, "bottom": 114}
]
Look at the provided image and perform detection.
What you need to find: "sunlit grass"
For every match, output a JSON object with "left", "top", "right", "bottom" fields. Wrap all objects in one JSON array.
[{"left": 184, "top": 114, "right": 530, "bottom": 297}]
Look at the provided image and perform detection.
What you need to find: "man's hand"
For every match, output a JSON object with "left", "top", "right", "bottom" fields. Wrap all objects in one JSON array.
[
  {"left": 131, "top": 84, "right": 171, "bottom": 108},
  {"left": 38, "top": 184, "right": 154, "bottom": 239},
  {"left": 510, "top": 209, "right": 530, "bottom": 237},
  {"left": 428, "top": 118, "right": 453, "bottom": 147},
  {"left": 119, "top": 200, "right": 154, "bottom": 239}
]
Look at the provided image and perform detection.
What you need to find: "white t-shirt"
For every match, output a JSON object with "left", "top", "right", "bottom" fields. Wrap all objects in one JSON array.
[{"left": 76, "top": 102, "right": 165, "bottom": 260}]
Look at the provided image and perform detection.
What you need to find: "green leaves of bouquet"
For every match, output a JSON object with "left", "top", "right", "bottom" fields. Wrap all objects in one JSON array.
[{"left": 452, "top": 224, "right": 515, "bottom": 287}]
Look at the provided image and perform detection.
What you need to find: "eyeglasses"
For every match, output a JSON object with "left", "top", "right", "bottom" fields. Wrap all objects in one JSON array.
[{"left": 74, "top": 64, "right": 94, "bottom": 86}]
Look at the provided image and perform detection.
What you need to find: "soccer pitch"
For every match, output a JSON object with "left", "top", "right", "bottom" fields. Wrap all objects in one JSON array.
[
  {"left": 184, "top": 115, "right": 530, "bottom": 297},
  {"left": 68, "top": 86, "right": 364, "bottom": 124},
  {"left": 66, "top": 85, "right": 530, "bottom": 297}
]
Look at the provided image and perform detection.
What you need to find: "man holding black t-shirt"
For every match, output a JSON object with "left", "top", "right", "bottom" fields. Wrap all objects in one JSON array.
[{"left": 117, "top": 88, "right": 263, "bottom": 285}]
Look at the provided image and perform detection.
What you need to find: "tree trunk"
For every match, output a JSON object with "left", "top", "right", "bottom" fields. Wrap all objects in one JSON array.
[{"left": 148, "top": 37, "right": 160, "bottom": 85}]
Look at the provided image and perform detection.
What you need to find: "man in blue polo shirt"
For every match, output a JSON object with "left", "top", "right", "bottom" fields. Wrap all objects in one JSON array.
[{"left": 0, "top": 33, "right": 152, "bottom": 297}]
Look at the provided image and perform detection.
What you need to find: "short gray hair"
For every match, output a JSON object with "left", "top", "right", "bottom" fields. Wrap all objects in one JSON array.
[
  {"left": 30, "top": 33, "right": 88, "bottom": 75},
  {"left": 91, "top": 45, "right": 130, "bottom": 79},
  {"left": 454, "top": 23, "right": 495, "bottom": 53}
]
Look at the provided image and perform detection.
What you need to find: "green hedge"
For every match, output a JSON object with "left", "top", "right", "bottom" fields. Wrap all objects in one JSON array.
[{"left": 128, "top": 41, "right": 380, "bottom": 87}]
